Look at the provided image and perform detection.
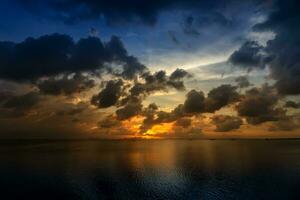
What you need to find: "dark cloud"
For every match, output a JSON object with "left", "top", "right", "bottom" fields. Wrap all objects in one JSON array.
[
  {"left": 119, "top": 69, "right": 190, "bottom": 107},
  {"left": 204, "top": 84, "right": 239, "bottom": 112},
  {"left": 91, "top": 79, "right": 125, "bottom": 108},
  {"left": 0, "top": 92, "right": 40, "bottom": 118},
  {"left": 285, "top": 100, "right": 300, "bottom": 109},
  {"left": 175, "top": 117, "right": 192, "bottom": 128},
  {"left": 0, "top": 34, "right": 145, "bottom": 81},
  {"left": 183, "top": 90, "right": 206, "bottom": 113},
  {"left": 98, "top": 116, "right": 121, "bottom": 128},
  {"left": 56, "top": 102, "right": 88, "bottom": 116},
  {"left": 139, "top": 84, "right": 239, "bottom": 132},
  {"left": 179, "top": 85, "right": 239, "bottom": 115},
  {"left": 37, "top": 73, "right": 95, "bottom": 95},
  {"left": 230, "top": 0, "right": 300, "bottom": 95},
  {"left": 235, "top": 76, "right": 251, "bottom": 88},
  {"left": 228, "top": 41, "right": 270, "bottom": 70},
  {"left": 116, "top": 101, "right": 143, "bottom": 120},
  {"left": 3, "top": 92, "right": 40, "bottom": 110},
  {"left": 212, "top": 115, "right": 242, "bottom": 132},
  {"left": 91, "top": 68, "right": 190, "bottom": 123},
  {"left": 269, "top": 116, "right": 300, "bottom": 131},
  {"left": 170, "top": 68, "right": 192, "bottom": 80},
  {"left": 236, "top": 84, "right": 284, "bottom": 124}
]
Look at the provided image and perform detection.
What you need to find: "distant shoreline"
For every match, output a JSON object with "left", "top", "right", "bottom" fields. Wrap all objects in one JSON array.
[{"left": 0, "top": 137, "right": 300, "bottom": 144}]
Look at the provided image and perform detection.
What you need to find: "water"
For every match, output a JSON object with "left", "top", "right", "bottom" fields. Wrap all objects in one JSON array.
[{"left": 0, "top": 139, "right": 300, "bottom": 200}]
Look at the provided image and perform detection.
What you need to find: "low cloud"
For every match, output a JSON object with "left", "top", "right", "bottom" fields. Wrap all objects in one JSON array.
[
  {"left": 38, "top": 73, "right": 95, "bottom": 95},
  {"left": 0, "top": 92, "right": 40, "bottom": 118},
  {"left": 285, "top": 101, "right": 300, "bottom": 109},
  {"left": 212, "top": 115, "right": 242, "bottom": 132},
  {"left": 236, "top": 84, "right": 284, "bottom": 124},
  {"left": 91, "top": 79, "right": 125, "bottom": 108}
]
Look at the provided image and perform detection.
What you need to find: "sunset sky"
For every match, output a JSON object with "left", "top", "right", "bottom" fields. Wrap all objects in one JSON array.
[{"left": 0, "top": 0, "right": 299, "bottom": 139}]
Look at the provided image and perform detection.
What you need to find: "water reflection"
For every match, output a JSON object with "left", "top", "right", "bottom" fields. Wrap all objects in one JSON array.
[{"left": 0, "top": 140, "right": 300, "bottom": 199}]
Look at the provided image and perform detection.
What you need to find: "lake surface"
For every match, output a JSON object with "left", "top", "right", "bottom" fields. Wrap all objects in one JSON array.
[{"left": 0, "top": 139, "right": 300, "bottom": 200}]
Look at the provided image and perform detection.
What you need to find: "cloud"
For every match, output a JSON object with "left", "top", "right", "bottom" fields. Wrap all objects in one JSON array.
[
  {"left": 91, "top": 79, "right": 125, "bottom": 108},
  {"left": 98, "top": 116, "right": 122, "bottom": 128},
  {"left": 228, "top": 41, "right": 270, "bottom": 69},
  {"left": 235, "top": 76, "right": 251, "bottom": 88},
  {"left": 139, "top": 84, "right": 240, "bottom": 132},
  {"left": 285, "top": 100, "right": 300, "bottom": 109},
  {"left": 230, "top": 0, "right": 300, "bottom": 95},
  {"left": 56, "top": 102, "right": 89, "bottom": 116},
  {"left": 269, "top": 115, "right": 300, "bottom": 131},
  {"left": 116, "top": 101, "right": 143, "bottom": 120},
  {"left": 0, "top": 92, "right": 40, "bottom": 118},
  {"left": 0, "top": 34, "right": 145, "bottom": 81},
  {"left": 236, "top": 84, "right": 285, "bottom": 124},
  {"left": 183, "top": 90, "right": 206, "bottom": 113},
  {"left": 212, "top": 115, "right": 242, "bottom": 132},
  {"left": 37, "top": 73, "right": 95, "bottom": 95},
  {"left": 204, "top": 84, "right": 239, "bottom": 112},
  {"left": 170, "top": 68, "right": 192, "bottom": 80},
  {"left": 175, "top": 117, "right": 192, "bottom": 128},
  {"left": 179, "top": 85, "right": 240, "bottom": 115}
]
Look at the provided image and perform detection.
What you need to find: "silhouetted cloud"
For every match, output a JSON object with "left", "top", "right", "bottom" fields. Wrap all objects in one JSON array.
[
  {"left": 285, "top": 101, "right": 300, "bottom": 109},
  {"left": 180, "top": 85, "right": 240, "bottom": 115},
  {"left": 235, "top": 76, "right": 251, "bottom": 88},
  {"left": 212, "top": 115, "right": 242, "bottom": 132},
  {"left": 175, "top": 117, "right": 192, "bottom": 128},
  {"left": 116, "top": 101, "right": 143, "bottom": 120},
  {"left": 230, "top": 0, "right": 300, "bottom": 95},
  {"left": 269, "top": 116, "right": 300, "bottom": 131},
  {"left": 204, "top": 84, "right": 239, "bottom": 112},
  {"left": 183, "top": 90, "right": 206, "bottom": 113},
  {"left": 228, "top": 41, "right": 269, "bottom": 70},
  {"left": 38, "top": 73, "right": 95, "bottom": 95},
  {"left": 139, "top": 84, "right": 240, "bottom": 132},
  {"left": 56, "top": 102, "right": 89, "bottom": 116},
  {"left": 0, "top": 34, "right": 145, "bottom": 81},
  {"left": 98, "top": 116, "right": 122, "bottom": 128},
  {"left": 236, "top": 84, "right": 284, "bottom": 124},
  {"left": 0, "top": 92, "right": 40, "bottom": 118},
  {"left": 91, "top": 79, "right": 125, "bottom": 108}
]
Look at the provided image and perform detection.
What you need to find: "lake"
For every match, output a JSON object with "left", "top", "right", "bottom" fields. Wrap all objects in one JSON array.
[{"left": 0, "top": 139, "right": 300, "bottom": 200}]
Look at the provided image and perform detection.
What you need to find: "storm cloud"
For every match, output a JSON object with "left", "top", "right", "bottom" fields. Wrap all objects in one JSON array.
[
  {"left": 37, "top": 73, "right": 95, "bottom": 95},
  {"left": 229, "top": 0, "right": 300, "bottom": 95},
  {"left": 212, "top": 115, "right": 243, "bottom": 132},
  {"left": 0, "top": 92, "right": 40, "bottom": 118},
  {"left": 91, "top": 79, "right": 125, "bottom": 108},
  {"left": 236, "top": 84, "right": 284, "bottom": 125},
  {"left": 0, "top": 34, "right": 146, "bottom": 81}
]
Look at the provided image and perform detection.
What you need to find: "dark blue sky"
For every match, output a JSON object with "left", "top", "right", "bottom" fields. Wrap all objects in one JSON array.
[{"left": 0, "top": 0, "right": 271, "bottom": 71}]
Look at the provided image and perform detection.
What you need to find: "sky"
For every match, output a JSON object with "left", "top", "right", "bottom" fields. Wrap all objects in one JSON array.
[{"left": 0, "top": 0, "right": 299, "bottom": 139}]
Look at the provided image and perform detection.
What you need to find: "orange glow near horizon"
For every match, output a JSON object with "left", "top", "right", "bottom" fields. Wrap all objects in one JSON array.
[
  {"left": 145, "top": 122, "right": 175, "bottom": 136},
  {"left": 122, "top": 116, "right": 144, "bottom": 135}
]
